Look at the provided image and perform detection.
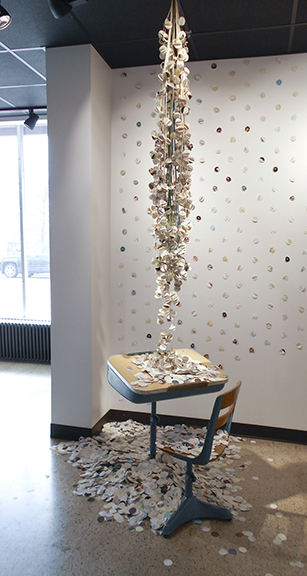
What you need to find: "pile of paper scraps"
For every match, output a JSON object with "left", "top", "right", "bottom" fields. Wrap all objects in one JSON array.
[
  {"left": 52, "top": 420, "right": 252, "bottom": 534},
  {"left": 130, "top": 350, "right": 222, "bottom": 388}
]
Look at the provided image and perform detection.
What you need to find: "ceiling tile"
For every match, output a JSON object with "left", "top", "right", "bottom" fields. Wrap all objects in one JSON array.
[
  {"left": 96, "top": 38, "right": 160, "bottom": 69},
  {"left": 13, "top": 49, "right": 46, "bottom": 78},
  {"left": 0, "top": 85, "right": 46, "bottom": 109},
  {"left": 295, "top": 1, "right": 307, "bottom": 23},
  {"left": 182, "top": 0, "right": 294, "bottom": 33},
  {"left": 192, "top": 27, "right": 291, "bottom": 61},
  {"left": 291, "top": 24, "right": 307, "bottom": 53},
  {"left": 75, "top": 0, "right": 166, "bottom": 44},
  {"left": 0, "top": 52, "right": 45, "bottom": 86}
]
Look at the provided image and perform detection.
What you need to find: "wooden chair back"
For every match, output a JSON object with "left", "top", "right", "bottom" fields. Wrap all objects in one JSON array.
[{"left": 215, "top": 380, "right": 242, "bottom": 431}]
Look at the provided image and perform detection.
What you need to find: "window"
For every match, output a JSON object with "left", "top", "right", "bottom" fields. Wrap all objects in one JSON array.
[{"left": 0, "top": 120, "right": 50, "bottom": 321}]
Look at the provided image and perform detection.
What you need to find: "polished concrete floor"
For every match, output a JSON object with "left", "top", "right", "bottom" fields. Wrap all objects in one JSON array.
[{"left": 0, "top": 361, "right": 306, "bottom": 576}]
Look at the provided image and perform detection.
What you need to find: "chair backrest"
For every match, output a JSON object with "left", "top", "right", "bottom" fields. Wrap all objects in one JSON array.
[
  {"left": 193, "top": 380, "right": 242, "bottom": 466},
  {"left": 215, "top": 380, "right": 242, "bottom": 433}
]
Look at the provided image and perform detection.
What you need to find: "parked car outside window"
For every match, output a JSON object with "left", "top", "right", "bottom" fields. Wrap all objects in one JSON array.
[{"left": 0, "top": 245, "right": 50, "bottom": 278}]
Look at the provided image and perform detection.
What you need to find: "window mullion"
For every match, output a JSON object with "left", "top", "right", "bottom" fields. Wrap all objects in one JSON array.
[{"left": 17, "top": 124, "right": 28, "bottom": 318}]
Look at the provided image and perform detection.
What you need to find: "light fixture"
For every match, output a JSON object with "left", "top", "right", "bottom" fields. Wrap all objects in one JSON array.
[
  {"left": 24, "top": 109, "right": 39, "bottom": 131},
  {"left": 0, "top": 2, "right": 12, "bottom": 30},
  {"left": 47, "top": 0, "right": 88, "bottom": 20}
]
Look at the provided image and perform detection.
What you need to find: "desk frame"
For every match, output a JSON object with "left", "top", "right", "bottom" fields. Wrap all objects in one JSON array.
[{"left": 107, "top": 350, "right": 228, "bottom": 459}]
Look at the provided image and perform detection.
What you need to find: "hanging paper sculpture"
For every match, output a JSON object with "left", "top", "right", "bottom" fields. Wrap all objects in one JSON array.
[{"left": 149, "top": 0, "right": 194, "bottom": 355}]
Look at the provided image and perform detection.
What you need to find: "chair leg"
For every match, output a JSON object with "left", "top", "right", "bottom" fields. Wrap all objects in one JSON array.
[
  {"left": 161, "top": 495, "right": 232, "bottom": 537},
  {"left": 184, "top": 460, "right": 195, "bottom": 498},
  {"left": 161, "top": 461, "right": 232, "bottom": 537}
]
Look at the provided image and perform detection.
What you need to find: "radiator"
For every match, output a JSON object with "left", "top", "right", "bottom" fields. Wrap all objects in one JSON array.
[{"left": 0, "top": 320, "right": 51, "bottom": 363}]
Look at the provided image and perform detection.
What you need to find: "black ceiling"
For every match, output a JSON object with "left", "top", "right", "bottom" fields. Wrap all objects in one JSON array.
[{"left": 0, "top": 0, "right": 306, "bottom": 115}]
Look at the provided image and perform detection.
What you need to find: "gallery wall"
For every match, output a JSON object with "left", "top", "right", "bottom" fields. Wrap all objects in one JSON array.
[{"left": 110, "top": 53, "right": 307, "bottom": 431}]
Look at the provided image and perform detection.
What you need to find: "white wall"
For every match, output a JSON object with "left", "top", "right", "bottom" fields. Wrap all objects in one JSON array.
[
  {"left": 47, "top": 45, "right": 112, "bottom": 430},
  {"left": 110, "top": 54, "right": 307, "bottom": 431}
]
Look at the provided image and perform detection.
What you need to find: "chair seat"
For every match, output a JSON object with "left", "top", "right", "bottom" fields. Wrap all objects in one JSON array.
[{"left": 157, "top": 429, "right": 229, "bottom": 461}]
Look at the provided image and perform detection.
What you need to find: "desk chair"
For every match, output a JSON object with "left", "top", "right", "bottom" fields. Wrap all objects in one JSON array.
[{"left": 160, "top": 380, "right": 242, "bottom": 537}]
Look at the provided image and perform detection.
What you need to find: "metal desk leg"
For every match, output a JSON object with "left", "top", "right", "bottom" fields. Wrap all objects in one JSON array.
[{"left": 149, "top": 402, "right": 159, "bottom": 459}]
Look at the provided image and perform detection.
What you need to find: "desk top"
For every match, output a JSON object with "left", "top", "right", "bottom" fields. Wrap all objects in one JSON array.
[{"left": 107, "top": 349, "right": 228, "bottom": 404}]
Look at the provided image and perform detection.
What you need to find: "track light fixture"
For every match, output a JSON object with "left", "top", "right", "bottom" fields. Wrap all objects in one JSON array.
[
  {"left": 24, "top": 109, "right": 40, "bottom": 131},
  {"left": 47, "top": 0, "right": 88, "bottom": 20},
  {"left": 0, "top": 2, "right": 12, "bottom": 30}
]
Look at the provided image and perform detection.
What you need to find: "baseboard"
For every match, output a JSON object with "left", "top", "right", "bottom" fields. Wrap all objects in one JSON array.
[
  {"left": 50, "top": 412, "right": 116, "bottom": 440},
  {"left": 230, "top": 422, "right": 307, "bottom": 444},
  {"left": 50, "top": 423, "right": 93, "bottom": 440},
  {"left": 51, "top": 409, "right": 307, "bottom": 444}
]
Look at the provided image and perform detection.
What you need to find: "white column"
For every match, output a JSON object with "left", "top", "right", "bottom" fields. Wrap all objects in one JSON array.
[{"left": 47, "top": 44, "right": 112, "bottom": 433}]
